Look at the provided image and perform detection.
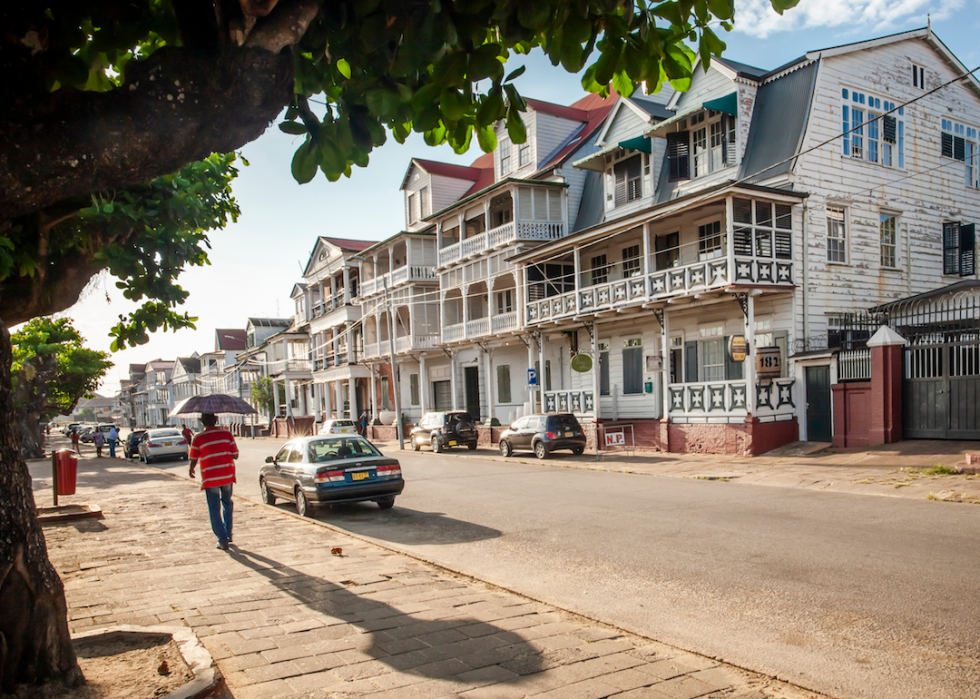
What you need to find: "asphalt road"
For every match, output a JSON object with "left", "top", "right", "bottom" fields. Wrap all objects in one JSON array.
[{"left": 153, "top": 437, "right": 980, "bottom": 699}]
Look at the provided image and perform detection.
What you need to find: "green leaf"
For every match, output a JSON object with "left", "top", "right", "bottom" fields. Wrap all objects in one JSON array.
[
  {"left": 503, "top": 83, "right": 526, "bottom": 111},
  {"left": 505, "top": 65, "right": 526, "bottom": 83},
  {"left": 278, "top": 121, "right": 308, "bottom": 135},
  {"left": 770, "top": 0, "right": 803, "bottom": 14},
  {"left": 476, "top": 87, "right": 506, "bottom": 126},
  {"left": 291, "top": 142, "right": 318, "bottom": 184},
  {"left": 440, "top": 88, "right": 466, "bottom": 122},
  {"left": 505, "top": 107, "right": 526, "bottom": 144},
  {"left": 476, "top": 124, "right": 497, "bottom": 152},
  {"left": 365, "top": 88, "right": 401, "bottom": 117},
  {"left": 336, "top": 58, "right": 352, "bottom": 79},
  {"left": 698, "top": 26, "right": 727, "bottom": 72},
  {"left": 468, "top": 43, "right": 504, "bottom": 82},
  {"left": 612, "top": 70, "right": 635, "bottom": 98},
  {"left": 707, "top": 0, "right": 735, "bottom": 19}
]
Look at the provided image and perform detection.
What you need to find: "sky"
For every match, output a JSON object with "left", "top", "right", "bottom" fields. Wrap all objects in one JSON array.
[{"left": 63, "top": 0, "right": 980, "bottom": 396}]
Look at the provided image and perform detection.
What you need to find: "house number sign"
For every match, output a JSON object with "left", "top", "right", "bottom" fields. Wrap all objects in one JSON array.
[
  {"left": 728, "top": 335, "right": 748, "bottom": 363},
  {"left": 756, "top": 346, "right": 782, "bottom": 378}
]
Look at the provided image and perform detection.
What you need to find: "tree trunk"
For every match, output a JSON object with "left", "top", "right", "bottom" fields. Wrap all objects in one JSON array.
[
  {"left": 12, "top": 354, "right": 57, "bottom": 461},
  {"left": 0, "top": 321, "right": 81, "bottom": 692}
]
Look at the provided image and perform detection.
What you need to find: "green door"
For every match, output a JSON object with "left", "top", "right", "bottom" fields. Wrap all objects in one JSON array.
[{"left": 805, "top": 366, "right": 832, "bottom": 442}]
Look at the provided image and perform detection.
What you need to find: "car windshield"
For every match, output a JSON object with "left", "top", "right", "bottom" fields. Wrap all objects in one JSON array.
[
  {"left": 308, "top": 437, "right": 381, "bottom": 462},
  {"left": 150, "top": 430, "right": 180, "bottom": 438}
]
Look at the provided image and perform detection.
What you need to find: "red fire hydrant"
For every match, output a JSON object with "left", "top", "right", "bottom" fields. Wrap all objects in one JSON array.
[{"left": 52, "top": 448, "right": 78, "bottom": 505}]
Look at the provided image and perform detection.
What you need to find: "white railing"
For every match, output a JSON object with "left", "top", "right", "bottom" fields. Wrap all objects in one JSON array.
[
  {"left": 543, "top": 390, "right": 595, "bottom": 415},
  {"left": 268, "top": 359, "right": 313, "bottom": 375},
  {"left": 410, "top": 265, "right": 437, "bottom": 280},
  {"left": 668, "top": 380, "right": 748, "bottom": 416},
  {"left": 439, "top": 219, "right": 566, "bottom": 267},
  {"left": 466, "top": 317, "right": 490, "bottom": 338},
  {"left": 838, "top": 349, "right": 871, "bottom": 381},
  {"left": 461, "top": 233, "right": 488, "bottom": 258},
  {"left": 755, "top": 378, "right": 797, "bottom": 418},
  {"left": 491, "top": 311, "right": 519, "bottom": 333},
  {"left": 517, "top": 221, "right": 564, "bottom": 240},
  {"left": 395, "top": 336, "right": 410, "bottom": 353},
  {"left": 363, "top": 342, "right": 380, "bottom": 360},
  {"left": 443, "top": 323, "right": 465, "bottom": 342},
  {"left": 390, "top": 267, "right": 408, "bottom": 286},
  {"left": 487, "top": 221, "right": 516, "bottom": 248}
]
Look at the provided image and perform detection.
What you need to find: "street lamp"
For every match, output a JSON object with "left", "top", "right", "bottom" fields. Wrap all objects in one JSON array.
[{"left": 350, "top": 254, "right": 404, "bottom": 450}]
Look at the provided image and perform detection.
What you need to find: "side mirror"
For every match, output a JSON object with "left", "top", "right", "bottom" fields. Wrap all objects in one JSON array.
[{"left": 265, "top": 456, "right": 274, "bottom": 463}]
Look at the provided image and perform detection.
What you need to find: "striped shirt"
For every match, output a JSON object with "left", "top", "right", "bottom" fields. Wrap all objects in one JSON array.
[{"left": 189, "top": 427, "right": 238, "bottom": 489}]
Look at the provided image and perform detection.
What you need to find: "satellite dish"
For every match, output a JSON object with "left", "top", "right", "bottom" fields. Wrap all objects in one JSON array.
[{"left": 570, "top": 353, "right": 593, "bottom": 373}]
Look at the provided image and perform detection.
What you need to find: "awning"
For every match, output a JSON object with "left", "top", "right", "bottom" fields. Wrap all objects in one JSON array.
[
  {"left": 572, "top": 136, "right": 653, "bottom": 172},
  {"left": 644, "top": 92, "right": 738, "bottom": 139}
]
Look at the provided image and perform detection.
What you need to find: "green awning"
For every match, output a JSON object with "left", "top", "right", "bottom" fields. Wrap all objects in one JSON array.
[
  {"left": 572, "top": 136, "right": 652, "bottom": 172},
  {"left": 703, "top": 91, "right": 738, "bottom": 116},
  {"left": 618, "top": 136, "right": 651, "bottom": 153}
]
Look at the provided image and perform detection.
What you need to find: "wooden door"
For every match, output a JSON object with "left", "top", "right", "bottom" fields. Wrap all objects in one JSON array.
[{"left": 805, "top": 366, "right": 832, "bottom": 442}]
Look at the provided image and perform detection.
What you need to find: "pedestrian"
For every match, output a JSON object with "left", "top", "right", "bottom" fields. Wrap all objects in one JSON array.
[
  {"left": 107, "top": 425, "right": 119, "bottom": 458},
  {"left": 359, "top": 410, "right": 368, "bottom": 437},
  {"left": 188, "top": 413, "right": 239, "bottom": 550},
  {"left": 69, "top": 428, "right": 80, "bottom": 454},
  {"left": 181, "top": 424, "right": 193, "bottom": 445},
  {"left": 93, "top": 430, "right": 105, "bottom": 457}
]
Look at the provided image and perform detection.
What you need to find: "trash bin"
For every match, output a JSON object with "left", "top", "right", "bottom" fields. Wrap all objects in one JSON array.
[{"left": 53, "top": 448, "right": 78, "bottom": 497}]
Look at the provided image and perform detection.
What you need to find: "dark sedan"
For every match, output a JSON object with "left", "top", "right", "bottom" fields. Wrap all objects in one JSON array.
[{"left": 258, "top": 435, "right": 404, "bottom": 516}]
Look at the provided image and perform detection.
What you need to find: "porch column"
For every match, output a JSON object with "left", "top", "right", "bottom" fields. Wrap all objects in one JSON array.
[
  {"left": 573, "top": 247, "right": 582, "bottom": 314},
  {"left": 485, "top": 348, "right": 495, "bottom": 424},
  {"left": 343, "top": 264, "right": 351, "bottom": 304},
  {"left": 273, "top": 379, "right": 280, "bottom": 419},
  {"left": 592, "top": 321, "right": 601, "bottom": 421},
  {"left": 347, "top": 324, "right": 355, "bottom": 364},
  {"left": 440, "top": 290, "right": 447, "bottom": 343},
  {"left": 420, "top": 354, "right": 428, "bottom": 414},
  {"left": 745, "top": 293, "right": 756, "bottom": 414},
  {"left": 334, "top": 380, "right": 343, "bottom": 419},
  {"left": 661, "top": 310, "right": 670, "bottom": 423},
  {"left": 348, "top": 377, "right": 356, "bottom": 419},
  {"left": 725, "top": 196, "right": 735, "bottom": 268},
  {"left": 457, "top": 213, "right": 465, "bottom": 240},
  {"left": 867, "top": 326, "right": 907, "bottom": 445},
  {"left": 487, "top": 277, "right": 496, "bottom": 328},
  {"left": 539, "top": 329, "right": 546, "bottom": 404},
  {"left": 462, "top": 284, "right": 470, "bottom": 330},
  {"left": 330, "top": 275, "right": 338, "bottom": 309},
  {"left": 483, "top": 200, "right": 491, "bottom": 232},
  {"left": 284, "top": 378, "right": 293, "bottom": 418},
  {"left": 642, "top": 222, "right": 652, "bottom": 279},
  {"left": 450, "top": 352, "right": 459, "bottom": 410},
  {"left": 370, "top": 369, "right": 377, "bottom": 420},
  {"left": 436, "top": 222, "right": 443, "bottom": 257}
]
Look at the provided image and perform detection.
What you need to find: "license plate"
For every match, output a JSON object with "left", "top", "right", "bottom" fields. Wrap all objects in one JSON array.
[
  {"left": 339, "top": 427, "right": 351, "bottom": 433},
  {"left": 352, "top": 472, "right": 369, "bottom": 481},
  {"left": 448, "top": 440, "right": 457, "bottom": 446},
  {"left": 163, "top": 441, "right": 173, "bottom": 447},
  {"left": 564, "top": 431, "right": 573, "bottom": 437}
]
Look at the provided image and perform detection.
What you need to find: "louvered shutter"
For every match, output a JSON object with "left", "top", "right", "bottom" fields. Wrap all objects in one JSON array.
[
  {"left": 942, "top": 132, "right": 954, "bottom": 159},
  {"left": 684, "top": 341, "right": 698, "bottom": 383},
  {"left": 667, "top": 132, "right": 690, "bottom": 182},
  {"left": 599, "top": 351, "right": 610, "bottom": 396},
  {"left": 883, "top": 115, "right": 897, "bottom": 143},
  {"left": 626, "top": 156, "right": 642, "bottom": 200},
  {"left": 722, "top": 115, "right": 737, "bottom": 165},
  {"left": 955, "top": 136, "right": 967, "bottom": 162},
  {"left": 960, "top": 223, "right": 976, "bottom": 277},
  {"left": 943, "top": 222, "right": 961, "bottom": 275},
  {"left": 614, "top": 161, "right": 627, "bottom": 206},
  {"left": 623, "top": 347, "right": 642, "bottom": 394}
]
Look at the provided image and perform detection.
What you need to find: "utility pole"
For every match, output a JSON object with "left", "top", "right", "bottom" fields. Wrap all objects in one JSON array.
[{"left": 384, "top": 277, "right": 405, "bottom": 450}]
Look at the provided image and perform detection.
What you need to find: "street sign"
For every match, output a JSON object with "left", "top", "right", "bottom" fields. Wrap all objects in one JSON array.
[{"left": 527, "top": 368, "right": 538, "bottom": 386}]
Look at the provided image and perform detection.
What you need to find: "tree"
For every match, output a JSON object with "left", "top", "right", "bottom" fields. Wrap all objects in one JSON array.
[
  {"left": 0, "top": 0, "right": 800, "bottom": 691},
  {"left": 250, "top": 376, "right": 276, "bottom": 422},
  {"left": 12, "top": 318, "right": 113, "bottom": 459}
]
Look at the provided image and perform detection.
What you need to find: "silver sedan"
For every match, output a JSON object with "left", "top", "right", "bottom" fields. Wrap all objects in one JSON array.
[{"left": 137, "top": 428, "right": 189, "bottom": 464}]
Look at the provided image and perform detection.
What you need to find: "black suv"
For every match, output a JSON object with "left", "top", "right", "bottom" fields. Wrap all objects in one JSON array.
[
  {"left": 498, "top": 413, "right": 587, "bottom": 459},
  {"left": 123, "top": 430, "right": 146, "bottom": 459},
  {"left": 410, "top": 412, "right": 479, "bottom": 452}
]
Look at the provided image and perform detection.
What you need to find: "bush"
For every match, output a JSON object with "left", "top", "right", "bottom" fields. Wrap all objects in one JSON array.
[{"left": 488, "top": 417, "right": 501, "bottom": 426}]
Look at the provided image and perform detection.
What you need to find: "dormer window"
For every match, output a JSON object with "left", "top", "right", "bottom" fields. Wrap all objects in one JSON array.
[
  {"left": 408, "top": 193, "right": 417, "bottom": 223},
  {"left": 518, "top": 143, "right": 531, "bottom": 167},
  {"left": 613, "top": 155, "right": 642, "bottom": 206},
  {"left": 667, "top": 110, "right": 735, "bottom": 182},
  {"left": 420, "top": 186, "right": 430, "bottom": 217},
  {"left": 500, "top": 138, "right": 513, "bottom": 175}
]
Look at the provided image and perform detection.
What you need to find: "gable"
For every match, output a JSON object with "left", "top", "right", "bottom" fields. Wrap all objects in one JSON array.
[
  {"left": 671, "top": 63, "right": 738, "bottom": 112},
  {"left": 302, "top": 237, "right": 343, "bottom": 277},
  {"left": 599, "top": 100, "right": 648, "bottom": 146}
]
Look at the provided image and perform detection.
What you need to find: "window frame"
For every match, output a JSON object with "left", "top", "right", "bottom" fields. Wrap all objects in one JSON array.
[
  {"left": 496, "top": 364, "right": 512, "bottom": 404},
  {"left": 590, "top": 254, "right": 608, "bottom": 285},
  {"left": 826, "top": 205, "right": 848, "bottom": 264},
  {"left": 622, "top": 244, "right": 641, "bottom": 278},
  {"left": 622, "top": 339, "right": 643, "bottom": 395},
  {"left": 842, "top": 88, "right": 904, "bottom": 169},
  {"left": 940, "top": 118, "right": 979, "bottom": 188},
  {"left": 911, "top": 63, "right": 925, "bottom": 89},
  {"left": 518, "top": 143, "right": 532, "bottom": 168},
  {"left": 499, "top": 138, "right": 513, "bottom": 175},
  {"left": 698, "top": 220, "right": 723, "bottom": 262},
  {"left": 880, "top": 212, "right": 898, "bottom": 269},
  {"left": 612, "top": 153, "right": 643, "bottom": 207},
  {"left": 407, "top": 193, "right": 417, "bottom": 223}
]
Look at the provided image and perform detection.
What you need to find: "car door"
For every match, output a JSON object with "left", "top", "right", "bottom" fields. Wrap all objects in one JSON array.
[
  {"left": 282, "top": 443, "right": 306, "bottom": 492},
  {"left": 267, "top": 445, "right": 293, "bottom": 495},
  {"left": 522, "top": 417, "right": 541, "bottom": 450},
  {"left": 508, "top": 417, "right": 529, "bottom": 449}
]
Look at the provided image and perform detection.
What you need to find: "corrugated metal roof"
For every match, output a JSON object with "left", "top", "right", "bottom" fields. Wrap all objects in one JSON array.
[
  {"left": 714, "top": 56, "right": 769, "bottom": 79},
  {"left": 628, "top": 96, "right": 672, "bottom": 119},
  {"left": 572, "top": 170, "right": 605, "bottom": 233},
  {"left": 738, "top": 60, "right": 819, "bottom": 182}
]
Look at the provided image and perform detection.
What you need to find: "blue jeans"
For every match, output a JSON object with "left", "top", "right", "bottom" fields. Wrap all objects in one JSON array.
[
  {"left": 204, "top": 484, "right": 234, "bottom": 543},
  {"left": 108, "top": 438, "right": 116, "bottom": 458}
]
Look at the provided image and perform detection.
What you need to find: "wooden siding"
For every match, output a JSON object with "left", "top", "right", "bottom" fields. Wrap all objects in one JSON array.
[
  {"left": 603, "top": 104, "right": 646, "bottom": 145},
  {"left": 737, "top": 81, "right": 758, "bottom": 163},
  {"left": 591, "top": 319, "right": 663, "bottom": 420},
  {"left": 403, "top": 166, "right": 431, "bottom": 230},
  {"left": 788, "top": 38, "right": 980, "bottom": 339},
  {"left": 430, "top": 173, "right": 473, "bottom": 215},
  {"left": 675, "top": 64, "right": 736, "bottom": 111},
  {"left": 534, "top": 112, "right": 584, "bottom": 170}
]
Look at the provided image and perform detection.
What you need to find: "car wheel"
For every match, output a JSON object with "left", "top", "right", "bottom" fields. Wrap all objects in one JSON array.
[
  {"left": 412, "top": 436, "right": 420, "bottom": 451},
  {"left": 572, "top": 446, "right": 585, "bottom": 456},
  {"left": 260, "top": 478, "right": 276, "bottom": 506},
  {"left": 534, "top": 441, "right": 548, "bottom": 460},
  {"left": 432, "top": 436, "right": 442, "bottom": 453},
  {"left": 376, "top": 497, "right": 395, "bottom": 510},
  {"left": 295, "top": 488, "right": 310, "bottom": 517},
  {"left": 499, "top": 440, "right": 513, "bottom": 457},
  {"left": 467, "top": 442, "right": 478, "bottom": 451}
]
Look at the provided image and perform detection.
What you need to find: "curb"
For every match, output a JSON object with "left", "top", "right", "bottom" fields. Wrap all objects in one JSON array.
[{"left": 71, "top": 624, "right": 230, "bottom": 699}]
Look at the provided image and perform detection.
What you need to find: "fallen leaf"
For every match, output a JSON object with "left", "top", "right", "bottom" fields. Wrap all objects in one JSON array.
[
  {"left": 157, "top": 660, "right": 170, "bottom": 676},
  {"left": 331, "top": 547, "right": 343, "bottom": 556}
]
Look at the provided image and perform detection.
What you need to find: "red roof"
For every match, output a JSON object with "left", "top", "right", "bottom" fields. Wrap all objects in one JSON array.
[
  {"left": 413, "top": 159, "right": 483, "bottom": 181},
  {"left": 321, "top": 237, "right": 377, "bottom": 252},
  {"left": 525, "top": 98, "right": 589, "bottom": 122},
  {"left": 538, "top": 92, "right": 617, "bottom": 171},
  {"left": 215, "top": 329, "right": 246, "bottom": 351}
]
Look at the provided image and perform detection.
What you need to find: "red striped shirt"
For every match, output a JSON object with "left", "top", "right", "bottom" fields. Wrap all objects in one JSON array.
[{"left": 189, "top": 427, "right": 238, "bottom": 489}]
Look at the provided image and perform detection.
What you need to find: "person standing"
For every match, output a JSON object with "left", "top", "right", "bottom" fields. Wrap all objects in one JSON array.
[
  {"left": 107, "top": 425, "right": 119, "bottom": 458},
  {"left": 69, "top": 428, "right": 81, "bottom": 454},
  {"left": 188, "top": 413, "right": 238, "bottom": 550},
  {"left": 359, "top": 410, "right": 368, "bottom": 437},
  {"left": 93, "top": 430, "right": 105, "bottom": 457},
  {"left": 181, "top": 424, "right": 193, "bottom": 445}
]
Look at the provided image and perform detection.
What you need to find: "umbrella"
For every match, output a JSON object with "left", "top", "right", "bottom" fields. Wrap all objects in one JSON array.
[{"left": 169, "top": 394, "right": 257, "bottom": 417}]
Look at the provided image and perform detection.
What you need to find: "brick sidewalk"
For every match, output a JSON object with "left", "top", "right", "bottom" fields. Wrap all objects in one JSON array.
[{"left": 34, "top": 458, "right": 822, "bottom": 699}]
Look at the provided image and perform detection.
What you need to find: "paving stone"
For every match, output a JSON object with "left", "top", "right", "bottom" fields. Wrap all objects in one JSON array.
[
  {"left": 533, "top": 676, "right": 621, "bottom": 699},
  {"left": 243, "top": 660, "right": 303, "bottom": 683},
  {"left": 229, "top": 679, "right": 294, "bottom": 698},
  {"left": 654, "top": 675, "right": 717, "bottom": 699}
]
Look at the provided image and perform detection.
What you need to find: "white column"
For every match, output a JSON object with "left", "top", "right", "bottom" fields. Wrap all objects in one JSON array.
[
  {"left": 592, "top": 322, "right": 601, "bottom": 421},
  {"left": 450, "top": 352, "right": 459, "bottom": 410},
  {"left": 527, "top": 336, "right": 537, "bottom": 413},
  {"left": 573, "top": 247, "right": 582, "bottom": 314},
  {"left": 483, "top": 200, "right": 491, "bottom": 232},
  {"left": 284, "top": 378, "right": 293, "bottom": 418},
  {"left": 347, "top": 377, "right": 356, "bottom": 419},
  {"left": 343, "top": 264, "right": 351, "bottom": 304},
  {"left": 461, "top": 284, "right": 470, "bottom": 330},
  {"left": 539, "top": 330, "right": 547, "bottom": 407},
  {"left": 746, "top": 294, "right": 756, "bottom": 414},
  {"left": 485, "top": 349, "right": 495, "bottom": 424},
  {"left": 334, "top": 380, "right": 343, "bottom": 419},
  {"left": 330, "top": 275, "right": 338, "bottom": 309},
  {"left": 420, "top": 354, "right": 428, "bottom": 414},
  {"left": 642, "top": 221, "right": 652, "bottom": 279},
  {"left": 370, "top": 370, "right": 377, "bottom": 420},
  {"left": 661, "top": 310, "right": 670, "bottom": 424},
  {"left": 725, "top": 196, "right": 735, "bottom": 268},
  {"left": 439, "top": 290, "right": 447, "bottom": 343},
  {"left": 273, "top": 379, "right": 281, "bottom": 418}
]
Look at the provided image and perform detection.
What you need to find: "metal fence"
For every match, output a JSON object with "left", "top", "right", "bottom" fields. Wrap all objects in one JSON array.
[{"left": 837, "top": 348, "right": 871, "bottom": 381}]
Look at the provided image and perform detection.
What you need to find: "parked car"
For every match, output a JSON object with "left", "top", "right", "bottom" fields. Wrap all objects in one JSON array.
[
  {"left": 498, "top": 413, "right": 587, "bottom": 459},
  {"left": 124, "top": 430, "right": 146, "bottom": 459},
  {"left": 81, "top": 423, "right": 117, "bottom": 442},
  {"left": 409, "top": 412, "right": 478, "bottom": 453},
  {"left": 137, "top": 428, "right": 189, "bottom": 464},
  {"left": 259, "top": 435, "right": 404, "bottom": 516},
  {"left": 77, "top": 425, "right": 96, "bottom": 442},
  {"left": 62, "top": 422, "right": 80, "bottom": 436},
  {"left": 319, "top": 418, "right": 357, "bottom": 435}
]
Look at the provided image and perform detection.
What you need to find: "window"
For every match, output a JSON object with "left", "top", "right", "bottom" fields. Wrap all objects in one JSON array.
[
  {"left": 842, "top": 88, "right": 904, "bottom": 168},
  {"left": 655, "top": 232, "right": 679, "bottom": 270},
  {"left": 409, "top": 373, "right": 419, "bottom": 406},
  {"left": 613, "top": 155, "right": 643, "bottom": 206},
  {"left": 880, "top": 214, "right": 897, "bottom": 268},
  {"left": 666, "top": 132, "right": 690, "bottom": 182},
  {"left": 689, "top": 110, "right": 735, "bottom": 178},
  {"left": 698, "top": 221, "right": 723, "bottom": 261},
  {"left": 544, "top": 359, "right": 552, "bottom": 391},
  {"left": 599, "top": 342, "right": 610, "bottom": 396},
  {"left": 732, "top": 198, "right": 792, "bottom": 259},
  {"left": 495, "top": 289, "right": 513, "bottom": 314},
  {"left": 591, "top": 254, "right": 608, "bottom": 285},
  {"left": 500, "top": 138, "right": 513, "bottom": 174},
  {"left": 944, "top": 221, "right": 976, "bottom": 277},
  {"left": 496, "top": 365, "right": 511, "bottom": 403},
  {"left": 623, "top": 339, "right": 642, "bottom": 394},
  {"left": 420, "top": 186, "right": 430, "bottom": 217},
  {"left": 380, "top": 376, "right": 390, "bottom": 410},
  {"left": 827, "top": 206, "right": 847, "bottom": 263},
  {"left": 518, "top": 143, "right": 531, "bottom": 167},
  {"left": 941, "top": 119, "right": 979, "bottom": 188},
  {"left": 700, "top": 326, "right": 725, "bottom": 382},
  {"left": 622, "top": 245, "right": 641, "bottom": 278},
  {"left": 408, "top": 193, "right": 417, "bottom": 223},
  {"left": 912, "top": 63, "right": 925, "bottom": 89}
]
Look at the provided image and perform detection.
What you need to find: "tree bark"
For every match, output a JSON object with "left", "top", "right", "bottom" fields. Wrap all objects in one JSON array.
[
  {"left": 12, "top": 354, "right": 57, "bottom": 460},
  {"left": 0, "top": 321, "right": 81, "bottom": 693}
]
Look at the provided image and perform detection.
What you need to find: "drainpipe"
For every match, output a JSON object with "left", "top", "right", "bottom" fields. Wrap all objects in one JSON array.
[{"left": 802, "top": 200, "right": 809, "bottom": 345}]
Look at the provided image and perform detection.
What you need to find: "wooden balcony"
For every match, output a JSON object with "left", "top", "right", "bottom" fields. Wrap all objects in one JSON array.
[
  {"left": 361, "top": 265, "right": 437, "bottom": 297},
  {"left": 438, "top": 221, "right": 566, "bottom": 268}
]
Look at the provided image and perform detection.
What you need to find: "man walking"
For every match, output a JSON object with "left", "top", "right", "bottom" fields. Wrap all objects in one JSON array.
[
  {"left": 107, "top": 425, "right": 119, "bottom": 458},
  {"left": 188, "top": 413, "right": 238, "bottom": 550}
]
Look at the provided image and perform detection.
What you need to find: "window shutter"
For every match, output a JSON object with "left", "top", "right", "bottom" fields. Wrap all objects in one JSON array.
[
  {"left": 722, "top": 115, "right": 737, "bottom": 165},
  {"left": 960, "top": 223, "right": 976, "bottom": 277},
  {"left": 955, "top": 136, "right": 967, "bottom": 162},
  {"left": 883, "top": 115, "right": 897, "bottom": 144},
  {"left": 626, "top": 156, "right": 642, "bottom": 200},
  {"left": 599, "top": 351, "right": 610, "bottom": 396},
  {"left": 410, "top": 373, "right": 420, "bottom": 405},
  {"left": 724, "top": 336, "right": 744, "bottom": 381},
  {"left": 667, "top": 132, "right": 690, "bottom": 182},
  {"left": 944, "top": 222, "right": 961, "bottom": 275},
  {"left": 497, "top": 365, "right": 511, "bottom": 404},
  {"left": 684, "top": 341, "right": 698, "bottom": 383},
  {"left": 942, "top": 132, "right": 954, "bottom": 159},
  {"left": 614, "top": 161, "right": 627, "bottom": 206},
  {"left": 623, "top": 347, "right": 642, "bottom": 394},
  {"left": 774, "top": 331, "right": 788, "bottom": 379}
]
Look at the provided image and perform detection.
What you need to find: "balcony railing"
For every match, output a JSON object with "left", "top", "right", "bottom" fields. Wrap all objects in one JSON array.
[
  {"left": 526, "top": 252, "right": 794, "bottom": 326},
  {"left": 443, "top": 323, "right": 465, "bottom": 342},
  {"left": 362, "top": 265, "right": 438, "bottom": 297},
  {"left": 669, "top": 380, "right": 748, "bottom": 416},
  {"left": 543, "top": 390, "right": 595, "bottom": 414},
  {"left": 465, "top": 317, "right": 490, "bottom": 337},
  {"left": 439, "top": 219, "right": 567, "bottom": 267},
  {"left": 268, "top": 359, "right": 313, "bottom": 375},
  {"left": 491, "top": 311, "right": 519, "bottom": 333}
]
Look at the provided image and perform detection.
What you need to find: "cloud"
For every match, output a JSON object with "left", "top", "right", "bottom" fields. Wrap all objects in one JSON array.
[{"left": 732, "top": 0, "right": 965, "bottom": 38}]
